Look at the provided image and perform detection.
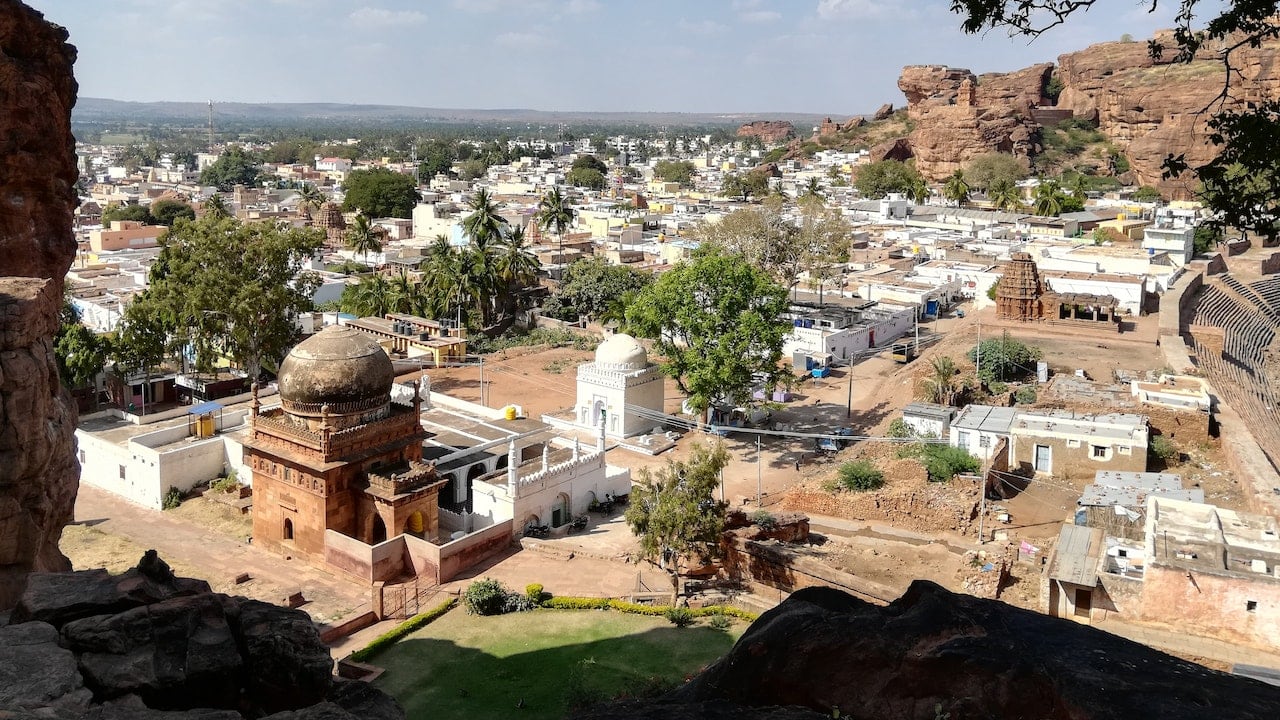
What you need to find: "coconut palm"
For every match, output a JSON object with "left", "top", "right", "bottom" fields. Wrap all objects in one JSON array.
[
  {"left": 1033, "top": 180, "right": 1064, "bottom": 216},
  {"left": 537, "top": 186, "right": 574, "bottom": 264},
  {"left": 907, "top": 177, "right": 931, "bottom": 205},
  {"left": 921, "top": 355, "right": 961, "bottom": 406},
  {"left": 202, "top": 194, "right": 230, "bottom": 219},
  {"left": 943, "top": 170, "right": 970, "bottom": 207},
  {"left": 297, "top": 184, "right": 325, "bottom": 223},
  {"left": 803, "top": 177, "right": 823, "bottom": 198},
  {"left": 989, "top": 179, "right": 1023, "bottom": 212},
  {"left": 343, "top": 274, "right": 391, "bottom": 317},
  {"left": 345, "top": 212, "right": 383, "bottom": 266},
  {"left": 461, "top": 187, "right": 506, "bottom": 249}
]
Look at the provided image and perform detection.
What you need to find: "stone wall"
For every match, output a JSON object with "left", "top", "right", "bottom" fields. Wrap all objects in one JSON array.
[
  {"left": 1138, "top": 563, "right": 1280, "bottom": 648},
  {"left": 0, "top": 0, "right": 81, "bottom": 611},
  {"left": 781, "top": 471, "right": 979, "bottom": 536}
]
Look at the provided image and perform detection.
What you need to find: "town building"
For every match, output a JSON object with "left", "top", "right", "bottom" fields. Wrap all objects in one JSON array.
[
  {"left": 948, "top": 404, "right": 1017, "bottom": 461},
  {"left": 1009, "top": 410, "right": 1149, "bottom": 478},
  {"left": 541, "top": 333, "right": 664, "bottom": 440}
]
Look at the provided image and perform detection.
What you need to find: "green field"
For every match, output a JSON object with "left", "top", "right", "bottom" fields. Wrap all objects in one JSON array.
[{"left": 372, "top": 608, "right": 742, "bottom": 719}]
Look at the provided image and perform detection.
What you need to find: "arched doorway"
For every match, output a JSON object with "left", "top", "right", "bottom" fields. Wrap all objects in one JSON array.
[
  {"left": 282, "top": 518, "right": 294, "bottom": 541},
  {"left": 551, "top": 493, "right": 571, "bottom": 527},
  {"left": 371, "top": 514, "right": 387, "bottom": 544},
  {"left": 405, "top": 510, "right": 424, "bottom": 537}
]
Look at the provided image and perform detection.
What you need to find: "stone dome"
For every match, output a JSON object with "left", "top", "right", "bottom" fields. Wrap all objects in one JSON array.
[
  {"left": 277, "top": 325, "right": 394, "bottom": 414},
  {"left": 594, "top": 333, "right": 648, "bottom": 371}
]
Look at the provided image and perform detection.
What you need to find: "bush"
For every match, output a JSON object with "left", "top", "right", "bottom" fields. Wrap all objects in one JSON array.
[
  {"left": 350, "top": 598, "right": 456, "bottom": 662},
  {"left": 968, "top": 331, "right": 1042, "bottom": 384},
  {"left": 463, "top": 578, "right": 513, "bottom": 616},
  {"left": 1150, "top": 435, "right": 1179, "bottom": 462},
  {"left": 664, "top": 607, "right": 696, "bottom": 627},
  {"left": 540, "top": 596, "right": 758, "bottom": 621},
  {"left": 209, "top": 472, "right": 239, "bottom": 494},
  {"left": 833, "top": 460, "right": 885, "bottom": 492},
  {"left": 708, "top": 613, "right": 733, "bottom": 631},
  {"left": 502, "top": 593, "right": 535, "bottom": 614},
  {"left": 1014, "top": 386, "right": 1038, "bottom": 404},
  {"left": 886, "top": 418, "right": 915, "bottom": 439},
  {"left": 161, "top": 487, "right": 183, "bottom": 510},
  {"left": 749, "top": 509, "right": 777, "bottom": 530},
  {"left": 525, "top": 583, "right": 545, "bottom": 604},
  {"left": 898, "top": 444, "right": 981, "bottom": 483},
  {"left": 988, "top": 381, "right": 1008, "bottom": 395}
]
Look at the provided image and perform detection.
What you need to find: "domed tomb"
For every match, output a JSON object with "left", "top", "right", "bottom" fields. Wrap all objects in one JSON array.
[
  {"left": 594, "top": 333, "right": 649, "bottom": 372},
  {"left": 277, "top": 325, "right": 394, "bottom": 429}
]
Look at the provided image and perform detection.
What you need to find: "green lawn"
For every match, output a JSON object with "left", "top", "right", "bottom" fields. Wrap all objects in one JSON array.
[{"left": 372, "top": 608, "right": 743, "bottom": 720}]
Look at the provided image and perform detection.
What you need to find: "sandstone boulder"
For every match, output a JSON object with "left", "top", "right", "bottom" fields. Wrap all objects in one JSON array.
[
  {"left": 872, "top": 103, "right": 894, "bottom": 120},
  {"left": 868, "top": 137, "right": 913, "bottom": 162},
  {"left": 0, "top": 621, "right": 91, "bottom": 712},
  {"left": 235, "top": 599, "right": 335, "bottom": 713},
  {"left": 735, "top": 121, "right": 795, "bottom": 144}
]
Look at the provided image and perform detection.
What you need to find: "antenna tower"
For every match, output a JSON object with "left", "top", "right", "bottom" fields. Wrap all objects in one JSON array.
[{"left": 207, "top": 100, "right": 214, "bottom": 153}]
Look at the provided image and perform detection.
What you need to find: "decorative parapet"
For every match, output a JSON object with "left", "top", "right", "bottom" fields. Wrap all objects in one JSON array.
[
  {"left": 517, "top": 450, "right": 605, "bottom": 490},
  {"left": 576, "top": 363, "right": 662, "bottom": 390},
  {"left": 366, "top": 460, "right": 439, "bottom": 496}
]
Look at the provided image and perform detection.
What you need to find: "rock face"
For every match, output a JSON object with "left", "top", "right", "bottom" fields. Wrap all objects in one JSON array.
[
  {"left": 584, "top": 582, "right": 1280, "bottom": 719},
  {"left": 0, "top": 0, "right": 80, "bottom": 611},
  {"left": 2, "top": 554, "right": 404, "bottom": 720},
  {"left": 898, "top": 62, "right": 1051, "bottom": 180},
  {"left": 736, "top": 120, "right": 795, "bottom": 144}
]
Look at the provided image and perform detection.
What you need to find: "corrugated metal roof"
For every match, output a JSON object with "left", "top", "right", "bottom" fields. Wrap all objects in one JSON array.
[{"left": 1049, "top": 524, "right": 1104, "bottom": 586}]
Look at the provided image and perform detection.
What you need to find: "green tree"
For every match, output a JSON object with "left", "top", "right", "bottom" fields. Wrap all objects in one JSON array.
[
  {"left": 296, "top": 183, "right": 326, "bottom": 223},
  {"left": 567, "top": 166, "right": 606, "bottom": 190},
  {"left": 537, "top": 186, "right": 575, "bottom": 261},
  {"left": 1194, "top": 224, "right": 1222, "bottom": 254},
  {"left": 654, "top": 160, "right": 697, "bottom": 186},
  {"left": 341, "top": 273, "right": 393, "bottom": 318},
  {"left": 920, "top": 356, "right": 961, "bottom": 406},
  {"left": 201, "top": 194, "right": 230, "bottom": 219},
  {"left": 457, "top": 158, "right": 488, "bottom": 181},
  {"left": 461, "top": 187, "right": 507, "bottom": 249},
  {"left": 345, "top": 213, "right": 384, "bottom": 266},
  {"left": 544, "top": 256, "right": 652, "bottom": 320},
  {"left": 418, "top": 139, "right": 457, "bottom": 178},
  {"left": 102, "top": 203, "right": 153, "bottom": 224},
  {"left": 624, "top": 442, "right": 730, "bottom": 595},
  {"left": 149, "top": 199, "right": 195, "bottom": 227},
  {"left": 720, "top": 171, "right": 770, "bottom": 199},
  {"left": 140, "top": 214, "right": 324, "bottom": 380},
  {"left": 626, "top": 246, "right": 790, "bottom": 415},
  {"left": 341, "top": 168, "right": 419, "bottom": 219},
  {"left": 964, "top": 153, "right": 1028, "bottom": 191},
  {"left": 854, "top": 160, "right": 924, "bottom": 199},
  {"left": 1131, "top": 185, "right": 1164, "bottom": 203},
  {"left": 952, "top": 0, "right": 1280, "bottom": 241},
  {"left": 54, "top": 300, "right": 111, "bottom": 397},
  {"left": 572, "top": 154, "right": 608, "bottom": 173},
  {"left": 943, "top": 169, "right": 971, "bottom": 206},
  {"left": 1032, "top": 180, "right": 1065, "bottom": 216},
  {"left": 988, "top": 179, "right": 1023, "bottom": 211},
  {"left": 968, "top": 331, "right": 1042, "bottom": 384},
  {"left": 199, "top": 147, "right": 261, "bottom": 192},
  {"left": 907, "top": 176, "right": 932, "bottom": 205}
]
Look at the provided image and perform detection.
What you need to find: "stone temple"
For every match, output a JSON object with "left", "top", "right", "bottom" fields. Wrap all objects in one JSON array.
[
  {"left": 245, "top": 325, "right": 445, "bottom": 559},
  {"left": 569, "top": 332, "right": 664, "bottom": 439}
]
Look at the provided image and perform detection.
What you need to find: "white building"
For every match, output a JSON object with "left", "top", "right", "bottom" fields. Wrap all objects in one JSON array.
[
  {"left": 949, "top": 404, "right": 1017, "bottom": 461},
  {"left": 545, "top": 333, "right": 665, "bottom": 440},
  {"left": 1143, "top": 224, "right": 1197, "bottom": 265}
]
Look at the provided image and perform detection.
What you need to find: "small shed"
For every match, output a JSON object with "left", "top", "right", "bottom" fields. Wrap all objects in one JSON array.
[{"left": 902, "top": 402, "right": 956, "bottom": 438}]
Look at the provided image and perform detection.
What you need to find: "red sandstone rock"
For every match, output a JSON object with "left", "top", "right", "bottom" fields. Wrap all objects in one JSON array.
[
  {"left": 872, "top": 103, "right": 894, "bottom": 121},
  {"left": 736, "top": 121, "right": 795, "bottom": 144}
]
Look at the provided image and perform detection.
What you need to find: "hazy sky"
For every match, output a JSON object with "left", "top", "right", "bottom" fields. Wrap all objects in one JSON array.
[{"left": 30, "top": 0, "right": 1194, "bottom": 114}]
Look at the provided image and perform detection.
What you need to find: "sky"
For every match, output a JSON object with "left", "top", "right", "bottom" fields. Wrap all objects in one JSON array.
[{"left": 29, "top": 0, "right": 1201, "bottom": 115}]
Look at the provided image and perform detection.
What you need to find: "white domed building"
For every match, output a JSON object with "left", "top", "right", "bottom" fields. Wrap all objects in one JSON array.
[{"left": 569, "top": 333, "right": 664, "bottom": 439}]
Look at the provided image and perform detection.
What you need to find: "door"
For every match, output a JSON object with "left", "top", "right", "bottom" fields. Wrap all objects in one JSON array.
[
  {"left": 1034, "top": 444, "right": 1051, "bottom": 473},
  {"left": 1074, "top": 588, "right": 1093, "bottom": 620}
]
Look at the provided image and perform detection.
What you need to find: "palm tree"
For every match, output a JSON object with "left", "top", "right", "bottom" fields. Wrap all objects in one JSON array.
[
  {"left": 907, "top": 177, "right": 931, "bottom": 205},
  {"left": 1033, "top": 180, "right": 1064, "bottom": 216},
  {"left": 921, "top": 355, "right": 960, "bottom": 406},
  {"left": 345, "top": 212, "right": 383, "bottom": 266},
  {"left": 461, "top": 187, "right": 506, "bottom": 250},
  {"left": 537, "top": 186, "right": 574, "bottom": 266},
  {"left": 493, "top": 226, "right": 542, "bottom": 320},
  {"left": 202, "top": 194, "right": 230, "bottom": 219},
  {"left": 343, "top": 274, "right": 391, "bottom": 317},
  {"left": 943, "top": 170, "right": 970, "bottom": 207},
  {"left": 989, "top": 179, "right": 1023, "bottom": 212},
  {"left": 803, "top": 177, "right": 823, "bottom": 198},
  {"left": 297, "top": 184, "right": 325, "bottom": 224}
]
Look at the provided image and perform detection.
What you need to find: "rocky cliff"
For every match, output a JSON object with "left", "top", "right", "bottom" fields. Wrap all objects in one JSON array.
[
  {"left": 0, "top": 0, "right": 80, "bottom": 610},
  {"left": 736, "top": 120, "right": 795, "bottom": 144},
  {"left": 897, "top": 28, "right": 1280, "bottom": 199},
  {"left": 583, "top": 582, "right": 1280, "bottom": 720},
  {"left": 1, "top": 552, "right": 403, "bottom": 719}
]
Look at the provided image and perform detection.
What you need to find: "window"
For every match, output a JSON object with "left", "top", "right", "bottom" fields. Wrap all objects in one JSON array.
[
  {"left": 1247, "top": 600, "right": 1258, "bottom": 613},
  {"left": 1092, "top": 445, "right": 1108, "bottom": 458},
  {"left": 78, "top": 450, "right": 86, "bottom": 463},
  {"left": 1117, "top": 548, "right": 1128, "bottom": 558},
  {"left": 1067, "top": 439, "right": 1081, "bottom": 448},
  {"left": 957, "top": 431, "right": 970, "bottom": 447},
  {"left": 979, "top": 435, "right": 991, "bottom": 449},
  {"left": 1118, "top": 446, "right": 1132, "bottom": 455},
  {"left": 118, "top": 465, "right": 126, "bottom": 480}
]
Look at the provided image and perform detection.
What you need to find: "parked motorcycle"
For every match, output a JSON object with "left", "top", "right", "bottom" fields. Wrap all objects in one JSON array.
[
  {"left": 569, "top": 514, "right": 589, "bottom": 532},
  {"left": 525, "top": 524, "right": 550, "bottom": 538}
]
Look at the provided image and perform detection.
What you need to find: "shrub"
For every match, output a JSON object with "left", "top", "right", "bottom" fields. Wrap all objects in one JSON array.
[
  {"left": 834, "top": 460, "right": 885, "bottom": 492},
  {"left": 899, "top": 444, "right": 981, "bottom": 483},
  {"left": 886, "top": 418, "right": 915, "bottom": 438},
  {"left": 750, "top": 509, "right": 777, "bottom": 530},
  {"left": 708, "top": 613, "right": 733, "bottom": 631},
  {"left": 525, "top": 583, "right": 545, "bottom": 604},
  {"left": 539, "top": 597, "right": 758, "bottom": 621},
  {"left": 1014, "top": 386, "right": 1037, "bottom": 404},
  {"left": 209, "top": 472, "right": 239, "bottom": 494},
  {"left": 502, "top": 593, "right": 535, "bottom": 614},
  {"left": 463, "top": 578, "right": 512, "bottom": 616},
  {"left": 988, "top": 381, "right": 1008, "bottom": 395},
  {"left": 968, "top": 331, "right": 1042, "bottom": 384},
  {"left": 161, "top": 487, "right": 183, "bottom": 510},
  {"left": 1150, "top": 435, "right": 1179, "bottom": 462},
  {"left": 350, "top": 598, "right": 456, "bottom": 662},
  {"left": 664, "top": 607, "right": 696, "bottom": 627}
]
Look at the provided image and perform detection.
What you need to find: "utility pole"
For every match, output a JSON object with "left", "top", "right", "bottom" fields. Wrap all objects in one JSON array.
[
  {"left": 978, "top": 474, "right": 987, "bottom": 544},
  {"left": 846, "top": 360, "right": 854, "bottom": 419},
  {"left": 479, "top": 356, "right": 485, "bottom": 406},
  {"left": 207, "top": 100, "right": 214, "bottom": 153},
  {"left": 756, "top": 435, "right": 763, "bottom": 505}
]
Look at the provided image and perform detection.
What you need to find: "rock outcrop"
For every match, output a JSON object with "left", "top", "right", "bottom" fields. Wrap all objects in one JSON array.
[
  {"left": 898, "top": 62, "right": 1051, "bottom": 180},
  {"left": 736, "top": 120, "right": 795, "bottom": 144},
  {"left": 1, "top": 553, "right": 404, "bottom": 720},
  {"left": 583, "top": 582, "right": 1280, "bottom": 720},
  {"left": 0, "top": 0, "right": 80, "bottom": 611}
]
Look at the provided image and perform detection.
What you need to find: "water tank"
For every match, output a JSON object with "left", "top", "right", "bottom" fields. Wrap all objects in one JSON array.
[{"left": 504, "top": 405, "right": 518, "bottom": 420}]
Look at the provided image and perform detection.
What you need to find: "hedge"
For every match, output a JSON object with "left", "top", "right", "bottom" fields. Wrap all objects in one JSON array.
[
  {"left": 349, "top": 598, "right": 457, "bottom": 662},
  {"left": 540, "top": 596, "right": 757, "bottom": 621}
]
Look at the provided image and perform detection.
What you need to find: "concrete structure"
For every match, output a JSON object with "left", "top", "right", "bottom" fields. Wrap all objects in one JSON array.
[
  {"left": 1046, "top": 524, "right": 1106, "bottom": 624},
  {"left": 555, "top": 333, "right": 664, "bottom": 440},
  {"left": 949, "top": 404, "right": 1017, "bottom": 461},
  {"left": 88, "top": 220, "right": 164, "bottom": 252},
  {"left": 1010, "top": 410, "right": 1149, "bottom": 479},
  {"left": 1130, "top": 374, "right": 1212, "bottom": 411},
  {"left": 1076, "top": 470, "right": 1202, "bottom": 541},
  {"left": 1143, "top": 223, "right": 1197, "bottom": 265},
  {"left": 782, "top": 303, "right": 916, "bottom": 362},
  {"left": 902, "top": 402, "right": 955, "bottom": 438}
]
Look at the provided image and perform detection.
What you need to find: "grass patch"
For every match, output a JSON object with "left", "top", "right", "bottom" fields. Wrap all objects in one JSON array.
[
  {"left": 373, "top": 608, "right": 742, "bottom": 720},
  {"left": 351, "top": 598, "right": 457, "bottom": 662}
]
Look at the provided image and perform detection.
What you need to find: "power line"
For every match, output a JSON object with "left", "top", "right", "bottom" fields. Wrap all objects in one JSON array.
[{"left": 622, "top": 403, "right": 947, "bottom": 444}]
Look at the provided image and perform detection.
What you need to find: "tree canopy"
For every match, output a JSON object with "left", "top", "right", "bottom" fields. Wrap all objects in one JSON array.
[
  {"left": 571, "top": 154, "right": 608, "bottom": 173},
  {"left": 967, "top": 331, "right": 1042, "bottom": 384},
  {"left": 720, "top": 170, "right": 771, "bottom": 199},
  {"left": 854, "top": 160, "right": 924, "bottom": 199},
  {"left": 102, "top": 203, "right": 153, "bottom": 225},
  {"left": 117, "top": 214, "right": 324, "bottom": 381},
  {"left": 542, "top": 256, "right": 653, "bottom": 321},
  {"left": 626, "top": 246, "right": 791, "bottom": 415},
  {"left": 149, "top": 199, "right": 195, "bottom": 227},
  {"left": 54, "top": 299, "right": 111, "bottom": 394},
  {"left": 341, "top": 168, "right": 419, "bottom": 219},
  {"left": 199, "top": 147, "right": 261, "bottom": 192},
  {"left": 566, "top": 166, "right": 606, "bottom": 190},
  {"left": 964, "top": 153, "right": 1028, "bottom": 191},
  {"left": 951, "top": 0, "right": 1280, "bottom": 240},
  {"left": 654, "top": 160, "right": 697, "bottom": 186},
  {"left": 624, "top": 442, "right": 730, "bottom": 593}
]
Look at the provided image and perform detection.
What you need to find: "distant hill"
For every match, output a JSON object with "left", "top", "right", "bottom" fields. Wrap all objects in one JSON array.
[{"left": 73, "top": 97, "right": 835, "bottom": 129}]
